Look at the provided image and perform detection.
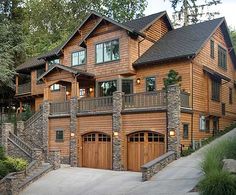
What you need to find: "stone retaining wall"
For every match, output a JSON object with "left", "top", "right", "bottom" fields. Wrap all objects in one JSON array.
[{"left": 141, "top": 151, "right": 176, "bottom": 181}]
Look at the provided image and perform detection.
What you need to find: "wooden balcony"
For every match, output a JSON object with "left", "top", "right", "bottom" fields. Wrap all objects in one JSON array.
[
  {"left": 50, "top": 101, "right": 70, "bottom": 115},
  {"left": 123, "top": 91, "right": 166, "bottom": 109},
  {"left": 78, "top": 96, "right": 113, "bottom": 112},
  {"left": 49, "top": 91, "right": 191, "bottom": 115},
  {"left": 16, "top": 82, "right": 31, "bottom": 95}
]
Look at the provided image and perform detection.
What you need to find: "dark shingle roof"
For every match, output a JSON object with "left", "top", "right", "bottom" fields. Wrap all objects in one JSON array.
[
  {"left": 122, "top": 11, "right": 167, "bottom": 32},
  {"left": 16, "top": 56, "right": 45, "bottom": 72},
  {"left": 134, "top": 17, "right": 225, "bottom": 66}
]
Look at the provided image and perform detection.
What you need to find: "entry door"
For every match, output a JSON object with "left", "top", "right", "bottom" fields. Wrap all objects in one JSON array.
[
  {"left": 127, "top": 131, "right": 165, "bottom": 172},
  {"left": 82, "top": 133, "right": 112, "bottom": 169}
]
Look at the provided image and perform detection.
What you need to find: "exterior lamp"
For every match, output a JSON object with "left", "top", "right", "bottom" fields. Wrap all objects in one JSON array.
[
  {"left": 169, "top": 129, "right": 175, "bottom": 137},
  {"left": 136, "top": 78, "right": 141, "bottom": 85},
  {"left": 71, "top": 132, "right": 75, "bottom": 137},
  {"left": 113, "top": 132, "right": 119, "bottom": 137},
  {"left": 89, "top": 87, "right": 93, "bottom": 92},
  {"left": 66, "top": 91, "right": 70, "bottom": 96}
]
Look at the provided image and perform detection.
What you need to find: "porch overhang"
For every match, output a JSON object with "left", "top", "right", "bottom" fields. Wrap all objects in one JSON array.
[
  {"left": 203, "top": 66, "right": 231, "bottom": 82},
  {"left": 37, "top": 64, "right": 95, "bottom": 82}
]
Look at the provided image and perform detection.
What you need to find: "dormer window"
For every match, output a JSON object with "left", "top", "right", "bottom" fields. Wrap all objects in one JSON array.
[
  {"left": 96, "top": 39, "right": 119, "bottom": 64},
  {"left": 72, "top": 50, "right": 86, "bottom": 66}
]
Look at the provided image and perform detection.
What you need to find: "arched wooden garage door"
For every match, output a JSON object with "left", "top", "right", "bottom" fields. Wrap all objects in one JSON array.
[
  {"left": 82, "top": 133, "right": 112, "bottom": 169},
  {"left": 127, "top": 131, "right": 165, "bottom": 171}
]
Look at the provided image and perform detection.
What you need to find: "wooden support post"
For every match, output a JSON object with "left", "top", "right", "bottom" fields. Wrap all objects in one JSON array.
[
  {"left": 16, "top": 75, "right": 19, "bottom": 94},
  {"left": 19, "top": 101, "right": 23, "bottom": 113}
]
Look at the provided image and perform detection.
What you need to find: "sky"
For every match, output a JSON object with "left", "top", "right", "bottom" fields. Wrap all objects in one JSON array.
[{"left": 145, "top": 0, "right": 236, "bottom": 29}]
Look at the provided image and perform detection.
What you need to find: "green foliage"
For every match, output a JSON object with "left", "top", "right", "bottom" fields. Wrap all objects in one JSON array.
[
  {"left": 181, "top": 147, "right": 194, "bottom": 156},
  {"left": 199, "top": 137, "right": 236, "bottom": 195},
  {"left": 199, "top": 170, "right": 236, "bottom": 195},
  {"left": 163, "top": 69, "right": 182, "bottom": 90},
  {"left": 0, "top": 147, "right": 27, "bottom": 179},
  {"left": 0, "top": 146, "right": 6, "bottom": 160}
]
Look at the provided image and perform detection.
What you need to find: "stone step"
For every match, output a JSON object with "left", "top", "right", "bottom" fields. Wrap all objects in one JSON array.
[{"left": 18, "top": 164, "right": 53, "bottom": 191}]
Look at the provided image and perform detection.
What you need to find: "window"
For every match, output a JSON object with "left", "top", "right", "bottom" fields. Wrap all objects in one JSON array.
[
  {"left": 146, "top": 77, "right": 156, "bottom": 92},
  {"left": 229, "top": 88, "right": 233, "bottom": 104},
  {"left": 218, "top": 45, "right": 227, "bottom": 69},
  {"left": 222, "top": 103, "right": 226, "bottom": 116},
  {"left": 80, "top": 89, "right": 86, "bottom": 97},
  {"left": 50, "top": 84, "right": 60, "bottom": 91},
  {"left": 36, "top": 68, "right": 45, "bottom": 84},
  {"left": 49, "top": 58, "right": 60, "bottom": 65},
  {"left": 56, "top": 130, "right": 63, "bottom": 141},
  {"left": 200, "top": 115, "right": 206, "bottom": 131},
  {"left": 210, "top": 40, "right": 214, "bottom": 59},
  {"left": 211, "top": 78, "right": 221, "bottom": 101},
  {"left": 95, "top": 39, "right": 119, "bottom": 63},
  {"left": 183, "top": 124, "right": 189, "bottom": 139},
  {"left": 122, "top": 80, "right": 133, "bottom": 94},
  {"left": 98, "top": 80, "right": 117, "bottom": 96},
  {"left": 72, "top": 50, "right": 86, "bottom": 66}
]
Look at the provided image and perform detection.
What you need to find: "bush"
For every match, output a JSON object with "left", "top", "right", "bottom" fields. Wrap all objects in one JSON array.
[
  {"left": 0, "top": 157, "right": 28, "bottom": 179},
  {"left": 0, "top": 146, "right": 6, "bottom": 160},
  {"left": 199, "top": 170, "right": 236, "bottom": 195},
  {"left": 181, "top": 147, "right": 194, "bottom": 157},
  {"left": 199, "top": 138, "right": 236, "bottom": 195}
]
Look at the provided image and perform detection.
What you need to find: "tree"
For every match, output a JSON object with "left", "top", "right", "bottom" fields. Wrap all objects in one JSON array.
[
  {"left": 230, "top": 29, "right": 236, "bottom": 51},
  {"left": 168, "top": 0, "right": 221, "bottom": 26},
  {"left": 163, "top": 70, "right": 182, "bottom": 90},
  {"left": 23, "top": 0, "right": 148, "bottom": 56}
]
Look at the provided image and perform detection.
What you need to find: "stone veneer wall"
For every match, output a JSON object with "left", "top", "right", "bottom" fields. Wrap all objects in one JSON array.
[
  {"left": 112, "top": 91, "right": 124, "bottom": 171},
  {"left": 17, "top": 115, "right": 43, "bottom": 150},
  {"left": 69, "top": 97, "right": 78, "bottom": 167},
  {"left": 141, "top": 151, "right": 176, "bottom": 181},
  {"left": 167, "top": 84, "right": 181, "bottom": 158}
]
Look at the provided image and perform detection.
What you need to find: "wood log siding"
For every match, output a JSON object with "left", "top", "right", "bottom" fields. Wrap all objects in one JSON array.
[
  {"left": 50, "top": 101, "right": 70, "bottom": 115},
  {"left": 17, "top": 82, "right": 31, "bottom": 95},
  {"left": 78, "top": 96, "right": 113, "bottom": 112},
  {"left": 123, "top": 91, "right": 166, "bottom": 109}
]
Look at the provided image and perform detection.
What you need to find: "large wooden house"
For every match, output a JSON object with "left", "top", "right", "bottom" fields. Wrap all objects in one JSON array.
[{"left": 15, "top": 11, "right": 236, "bottom": 171}]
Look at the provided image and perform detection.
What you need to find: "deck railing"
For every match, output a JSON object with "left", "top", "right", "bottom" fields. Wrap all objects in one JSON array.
[
  {"left": 78, "top": 96, "right": 113, "bottom": 112},
  {"left": 17, "top": 82, "right": 31, "bottom": 95},
  {"left": 123, "top": 91, "right": 166, "bottom": 109},
  {"left": 180, "top": 91, "right": 190, "bottom": 108},
  {"left": 50, "top": 101, "right": 70, "bottom": 114}
]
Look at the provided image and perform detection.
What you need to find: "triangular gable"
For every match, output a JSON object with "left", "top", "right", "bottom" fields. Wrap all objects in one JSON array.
[{"left": 37, "top": 64, "right": 94, "bottom": 81}]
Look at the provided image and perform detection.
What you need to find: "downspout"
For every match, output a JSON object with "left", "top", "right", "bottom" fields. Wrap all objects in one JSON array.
[{"left": 191, "top": 58, "right": 194, "bottom": 148}]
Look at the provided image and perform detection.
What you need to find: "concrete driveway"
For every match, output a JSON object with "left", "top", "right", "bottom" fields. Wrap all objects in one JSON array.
[{"left": 20, "top": 129, "right": 236, "bottom": 195}]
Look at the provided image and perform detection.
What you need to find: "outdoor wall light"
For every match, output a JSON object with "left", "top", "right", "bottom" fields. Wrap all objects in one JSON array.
[
  {"left": 89, "top": 87, "right": 93, "bottom": 92},
  {"left": 71, "top": 132, "right": 75, "bottom": 137},
  {"left": 169, "top": 129, "right": 175, "bottom": 137},
  {"left": 136, "top": 78, "right": 141, "bottom": 84},
  {"left": 113, "top": 132, "right": 119, "bottom": 136},
  {"left": 66, "top": 91, "right": 70, "bottom": 96}
]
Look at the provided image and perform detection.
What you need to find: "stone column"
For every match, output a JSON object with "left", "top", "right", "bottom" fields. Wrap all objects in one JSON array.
[
  {"left": 112, "top": 91, "right": 124, "bottom": 171},
  {"left": 16, "top": 121, "right": 24, "bottom": 139},
  {"left": 42, "top": 101, "right": 50, "bottom": 160},
  {"left": 32, "top": 148, "right": 43, "bottom": 166},
  {"left": 167, "top": 84, "right": 181, "bottom": 158},
  {"left": 49, "top": 150, "right": 61, "bottom": 170},
  {"left": 69, "top": 97, "right": 78, "bottom": 167},
  {"left": 1, "top": 123, "right": 14, "bottom": 155}
]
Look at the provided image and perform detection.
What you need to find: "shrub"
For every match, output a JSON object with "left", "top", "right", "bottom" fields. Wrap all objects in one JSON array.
[
  {"left": 0, "top": 157, "right": 28, "bottom": 179},
  {"left": 181, "top": 147, "right": 194, "bottom": 157},
  {"left": 0, "top": 146, "right": 6, "bottom": 160},
  {"left": 199, "top": 170, "right": 236, "bottom": 195}
]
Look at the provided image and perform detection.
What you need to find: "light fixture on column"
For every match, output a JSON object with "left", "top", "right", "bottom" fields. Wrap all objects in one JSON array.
[
  {"left": 113, "top": 132, "right": 119, "bottom": 137},
  {"left": 89, "top": 87, "right": 93, "bottom": 92},
  {"left": 169, "top": 129, "right": 175, "bottom": 137},
  {"left": 71, "top": 132, "right": 75, "bottom": 137},
  {"left": 136, "top": 78, "right": 141, "bottom": 85},
  {"left": 66, "top": 91, "right": 70, "bottom": 96}
]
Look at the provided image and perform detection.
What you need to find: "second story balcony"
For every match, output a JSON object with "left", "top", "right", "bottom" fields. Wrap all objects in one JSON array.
[{"left": 16, "top": 82, "right": 31, "bottom": 96}]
